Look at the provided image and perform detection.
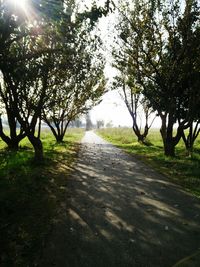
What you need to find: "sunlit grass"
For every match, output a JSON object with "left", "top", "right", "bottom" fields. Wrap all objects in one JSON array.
[
  {"left": 97, "top": 127, "right": 200, "bottom": 197},
  {"left": 0, "top": 128, "right": 84, "bottom": 267}
]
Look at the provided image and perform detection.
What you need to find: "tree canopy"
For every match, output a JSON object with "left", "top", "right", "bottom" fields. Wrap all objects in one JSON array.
[
  {"left": 112, "top": 0, "right": 200, "bottom": 156},
  {"left": 0, "top": 0, "right": 110, "bottom": 160}
]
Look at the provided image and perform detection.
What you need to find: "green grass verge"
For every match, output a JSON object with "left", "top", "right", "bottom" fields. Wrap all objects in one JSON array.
[
  {"left": 96, "top": 128, "right": 200, "bottom": 197},
  {"left": 0, "top": 128, "right": 84, "bottom": 267}
]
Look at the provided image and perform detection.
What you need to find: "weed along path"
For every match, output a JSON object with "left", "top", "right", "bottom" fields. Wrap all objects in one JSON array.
[{"left": 40, "top": 131, "right": 200, "bottom": 267}]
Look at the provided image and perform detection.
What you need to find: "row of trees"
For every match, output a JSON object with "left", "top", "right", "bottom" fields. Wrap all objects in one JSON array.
[
  {"left": 113, "top": 0, "right": 200, "bottom": 156},
  {"left": 1, "top": 0, "right": 199, "bottom": 159},
  {"left": 0, "top": 0, "right": 111, "bottom": 161}
]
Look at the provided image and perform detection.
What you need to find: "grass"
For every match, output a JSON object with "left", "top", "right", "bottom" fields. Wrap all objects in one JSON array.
[
  {"left": 0, "top": 128, "right": 84, "bottom": 267},
  {"left": 96, "top": 127, "right": 200, "bottom": 197}
]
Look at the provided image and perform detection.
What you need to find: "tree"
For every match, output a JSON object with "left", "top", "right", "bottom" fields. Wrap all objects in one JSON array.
[
  {"left": 0, "top": 0, "right": 61, "bottom": 154},
  {"left": 97, "top": 120, "right": 104, "bottom": 129},
  {"left": 0, "top": 77, "right": 26, "bottom": 150},
  {"left": 112, "top": 0, "right": 156, "bottom": 145},
  {"left": 42, "top": 17, "right": 106, "bottom": 142},
  {"left": 182, "top": 121, "right": 200, "bottom": 156},
  {"left": 86, "top": 113, "right": 93, "bottom": 131},
  {"left": 179, "top": 2, "right": 200, "bottom": 155},
  {"left": 0, "top": 0, "right": 110, "bottom": 160},
  {"left": 71, "top": 118, "right": 83, "bottom": 128},
  {"left": 0, "top": 0, "right": 29, "bottom": 150},
  {"left": 114, "top": 0, "right": 200, "bottom": 156},
  {"left": 112, "top": 67, "right": 155, "bottom": 145}
]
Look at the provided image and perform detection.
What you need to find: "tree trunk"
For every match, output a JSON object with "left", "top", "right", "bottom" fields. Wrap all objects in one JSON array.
[
  {"left": 7, "top": 133, "right": 26, "bottom": 150},
  {"left": 160, "top": 113, "right": 176, "bottom": 157},
  {"left": 56, "top": 134, "right": 64, "bottom": 143},
  {"left": 28, "top": 135, "right": 44, "bottom": 162},
  {"left": 0, "top": 116, "right": 25, "bottom": 150},
  {"left": 163, "top": 140, "right": 176, "bottom": 157},
  {"left": 7, "top": 139, "right": 20, "bottom": 150},
  {"left": 137, "top": 134, "right": 146, "bottom": 144},
  {"left": 38, "top": 117, "right": 42, "bottom": 139},
  {"left": 0, "top": 133, "right": 23, "bottom": 150},
  {"left": 185, "top": 144, "right": 193, "bottom": 157},
  {"left": 132, "top": 126, "right": 149, "bottom": 145},
  {"left": 181, "top": 123, "right": 199, "bottom": 157}
]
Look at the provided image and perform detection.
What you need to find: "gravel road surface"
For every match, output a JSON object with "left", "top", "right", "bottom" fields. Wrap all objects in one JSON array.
[{"left": 40, "top": 131, "right": 200, "bottom": 267}]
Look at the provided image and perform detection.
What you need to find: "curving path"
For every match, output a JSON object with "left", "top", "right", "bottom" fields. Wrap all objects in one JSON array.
[{"left": 40, "top": 131, "right": 200, "bottom": 267}]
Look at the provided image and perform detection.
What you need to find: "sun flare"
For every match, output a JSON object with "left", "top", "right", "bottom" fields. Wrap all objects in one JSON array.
[{"left": 10, "top": 0, "right": 28, "bottom": 10}]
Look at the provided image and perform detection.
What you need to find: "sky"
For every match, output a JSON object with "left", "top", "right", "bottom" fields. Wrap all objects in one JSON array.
[{"left": 91, "top": 90, "right": 133, "bottom": 126}]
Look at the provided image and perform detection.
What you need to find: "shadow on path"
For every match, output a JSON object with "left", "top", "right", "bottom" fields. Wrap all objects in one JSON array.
[{"left": 39, "top": 131, "right": 200, "bottom": 267}]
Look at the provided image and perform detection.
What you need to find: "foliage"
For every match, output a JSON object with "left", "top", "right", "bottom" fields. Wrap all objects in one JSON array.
[
  {"left": 42, "top": 25, "right": 106, "bottom": 142},
  {"left": 0, "top": 0, "right": 108, "bottom": 160},
  {"left": 114, "top": 0, "right": 200, "bottom": 156},
  {"left": 112, "top": 75, "right": 155, "bottom": 144},
  {"left": 112, "top": 8, "right": 155, "bottom": 144}
]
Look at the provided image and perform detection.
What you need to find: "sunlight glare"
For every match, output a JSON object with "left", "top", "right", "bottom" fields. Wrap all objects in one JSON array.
[{"left": 11, "top": 0, "right": 28, "bottom": 10}]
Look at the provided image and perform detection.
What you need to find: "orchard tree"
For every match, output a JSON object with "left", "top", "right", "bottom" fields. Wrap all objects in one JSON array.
[
  {"left": 0, "top": 0, "right": 63, "bottom": 153},
  {"left": 179, "top": 2, "right": 200, "bottom": 155},
  {"left": 71, "top": 118, "right": 83, "bottom": 128},
  {"left": 112, "top": 60, "right": 155, "bottom": 145},
  {"left": 182, "top": 120, "right": 200, "bottom": 156},
  {"left": 42, "top": 18, "right": 106, "bottom": 142},
  {"left": 0, "top": 75, "right": 26, "bottom": 150},
  {"left": 97, "top": 120, "right": 104, "bottom": 129},
  {"left": 0, "top": 0, "right": 111, "bottom": 160},
  {"left": 0, "top": 11, "right": 69, "bottom": 160},
  {"left": 114, "top": 0, "right": 200, "bottom": 156},
  {"left": 0, "top": 0, "right": 29, "bottom": 150},
  {"left": 86, "top": 113, "right": 93, "bottom": 131},
  {"left": 112, "top": 1, "right": 156, "bottom": 145},
  {"left": 43, "top": 61, "right": 106, "bottom": 142}
]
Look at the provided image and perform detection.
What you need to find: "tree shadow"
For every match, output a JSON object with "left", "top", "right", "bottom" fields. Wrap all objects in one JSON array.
[
  {"left": 39, "top": 142, "right": 200, "bottom": 267},
  {"left": 0, "top": 140, "right": 79, "bottom": 267}
]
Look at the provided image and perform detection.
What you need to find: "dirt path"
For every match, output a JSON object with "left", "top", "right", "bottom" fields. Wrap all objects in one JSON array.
[{"left": 40, "top": 131, "right": 200, "bottom": 267}]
